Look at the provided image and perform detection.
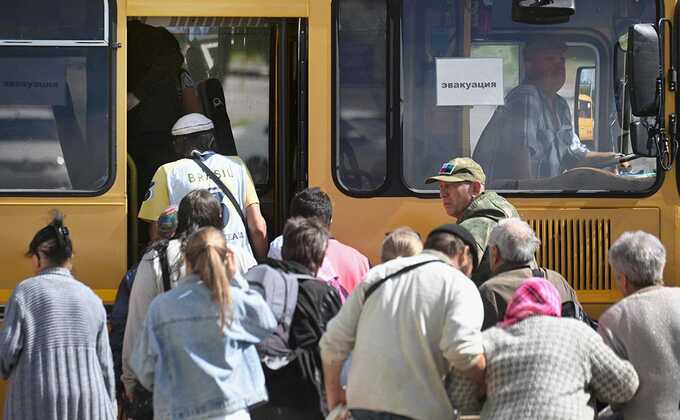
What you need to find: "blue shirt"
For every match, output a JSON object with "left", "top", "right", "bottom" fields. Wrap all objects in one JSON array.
[
  {"left": 474, "top": 84, "right": 590, "bottom": 181},
  {"left": 131, "top": 274, "right": 276, "bottom": 420}
]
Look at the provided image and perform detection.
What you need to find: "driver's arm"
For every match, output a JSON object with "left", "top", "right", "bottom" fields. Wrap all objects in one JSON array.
[{"left": 584, "top": 151, "right": 631, "bottom": 172}]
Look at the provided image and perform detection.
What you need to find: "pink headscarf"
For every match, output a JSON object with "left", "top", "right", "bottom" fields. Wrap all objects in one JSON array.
[{"left": 501, "top": 278, "right": 562, "bottom": 327}]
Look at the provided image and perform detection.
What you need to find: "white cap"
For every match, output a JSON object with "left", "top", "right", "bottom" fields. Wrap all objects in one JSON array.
[{"left": 171, "top": 113, "right": 214, "bottom": 136}]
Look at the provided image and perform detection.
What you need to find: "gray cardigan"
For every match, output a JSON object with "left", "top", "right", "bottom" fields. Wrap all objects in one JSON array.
[
  {"left": 0, "top": 267, "right": 116, "bottom": 420},
  {"left": 599, "top": 286, "right": 680, "bottom": 420}
]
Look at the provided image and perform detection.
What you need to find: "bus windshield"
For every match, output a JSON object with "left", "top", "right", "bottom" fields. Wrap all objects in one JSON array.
[{"left": 336, "top": 0, "right": 658, "bottom": 195}]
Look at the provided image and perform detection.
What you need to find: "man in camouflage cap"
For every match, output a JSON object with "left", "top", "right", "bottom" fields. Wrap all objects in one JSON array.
[{"left": 426, "top": 157, "right": 519, "bottom": 285}]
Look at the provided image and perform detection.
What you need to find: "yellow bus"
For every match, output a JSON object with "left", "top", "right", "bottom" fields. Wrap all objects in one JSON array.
[
  {"left": 0, "top": 0, "right": 675, "bottom": 412},
  {"left": 577, "top": 93, "right": 594, "bottom": 143}
]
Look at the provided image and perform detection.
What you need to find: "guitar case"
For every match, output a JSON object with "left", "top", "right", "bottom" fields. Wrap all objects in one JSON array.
[{"left": 196, "top": 78, "right": 238, "bottom": 156}]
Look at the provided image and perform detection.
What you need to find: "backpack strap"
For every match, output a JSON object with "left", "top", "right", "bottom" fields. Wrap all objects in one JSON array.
[
  {"left": 365, "top": 259, "right": 445, "bottom": 301},
  {"left": 158, "top": 244, "right": 172, "bottom": 292},
  {"left": 531, "top": 268, "right": 546, "bottom": 278},
  {"left": 191, "top": 151, "right": 254, "bottom": 249}
]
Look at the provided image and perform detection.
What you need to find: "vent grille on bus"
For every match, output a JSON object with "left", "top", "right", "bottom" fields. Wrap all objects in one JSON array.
[
  {"left": 526, "top": 218, "right": 612, "bottom": 291},
  {"left": 134, "top": 16, "right": 272, "bottom": 29}
]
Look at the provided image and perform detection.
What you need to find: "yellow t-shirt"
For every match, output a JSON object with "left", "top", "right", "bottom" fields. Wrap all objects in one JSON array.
[{"left": 139, "top": 153, "right": 259, "bottom": 263}]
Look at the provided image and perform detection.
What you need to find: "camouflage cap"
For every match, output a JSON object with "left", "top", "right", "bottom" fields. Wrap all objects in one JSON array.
[{"left": 425, "top": 157, "right": 486, "bottom": 185}]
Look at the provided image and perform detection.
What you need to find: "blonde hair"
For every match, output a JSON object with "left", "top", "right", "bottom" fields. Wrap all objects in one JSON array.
[
  {"left": 184, "top": 227, "right": 232, "bottom": 329},
  {"left": 381, "top": 227, "right": 423, "bottom": 263}
]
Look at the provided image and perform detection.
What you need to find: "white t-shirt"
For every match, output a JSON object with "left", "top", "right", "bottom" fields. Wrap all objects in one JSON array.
[{"left": 139, "top": 152, "right": 258, "bottom": 270}]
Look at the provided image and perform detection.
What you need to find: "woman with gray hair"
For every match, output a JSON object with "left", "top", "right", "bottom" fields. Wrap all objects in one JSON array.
[{"left": 598, "top": 231, "right": 680, "bottom": 420}]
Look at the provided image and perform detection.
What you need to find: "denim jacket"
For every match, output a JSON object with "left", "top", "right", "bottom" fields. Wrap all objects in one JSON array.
[{"left": 130, "top": 274, "right": 276, "bottom": 420}]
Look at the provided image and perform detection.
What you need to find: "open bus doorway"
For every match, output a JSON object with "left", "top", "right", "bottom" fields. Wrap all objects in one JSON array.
[{"left": 126, "top": 17, "right": 307, "bottom": 265}]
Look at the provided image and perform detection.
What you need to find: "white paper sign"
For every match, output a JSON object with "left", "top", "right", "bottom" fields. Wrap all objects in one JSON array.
[
  {"left": 0, "top": 58, "right": 66, "bottom": 106},
  {"left": 436, "top": 58, "right": 504, "bottom": 106}
]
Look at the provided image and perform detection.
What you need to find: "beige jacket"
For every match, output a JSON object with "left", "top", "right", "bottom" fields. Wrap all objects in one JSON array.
[{"left": 320, "top": 250, "right": 484, "bottom": 420}]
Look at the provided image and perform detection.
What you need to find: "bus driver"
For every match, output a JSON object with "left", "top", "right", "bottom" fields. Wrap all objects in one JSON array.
[{"left": 473, "top": 39, "right": 623, "bottom": 182}]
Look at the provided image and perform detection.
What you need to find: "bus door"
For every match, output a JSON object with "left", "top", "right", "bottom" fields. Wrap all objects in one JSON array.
[{"left": 126, "top": 17, "right": 308, "bottom": 261}]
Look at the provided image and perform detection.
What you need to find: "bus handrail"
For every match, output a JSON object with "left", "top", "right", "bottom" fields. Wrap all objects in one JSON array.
[{"left": 127, "top": 154, "right": 139, "bottom": 266}]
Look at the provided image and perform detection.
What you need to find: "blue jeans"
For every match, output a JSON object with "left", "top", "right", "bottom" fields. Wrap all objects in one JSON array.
[{"left": 350, "top": 410, "right": 414, "bottom": 420}]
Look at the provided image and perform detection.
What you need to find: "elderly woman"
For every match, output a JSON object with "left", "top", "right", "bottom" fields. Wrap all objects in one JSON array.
[
  {"left": 599, "top": 231, "right": 680, "bottom": 419},
  {"left": 449, "top": 278, "right": 639, "bottom": 420}
]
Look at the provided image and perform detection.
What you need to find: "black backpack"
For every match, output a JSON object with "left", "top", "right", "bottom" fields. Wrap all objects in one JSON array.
[
  {"left": 245, "top": 259, "right": 342, "bottom": 413},
  {"left": 531, "top": 268, "right": 598, "bottom": 330}
]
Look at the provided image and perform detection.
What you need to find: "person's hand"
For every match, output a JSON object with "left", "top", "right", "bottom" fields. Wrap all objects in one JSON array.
[
  {"left": 224, "top": 245, "right": 239, "bottom": 280},
  {"left": 614, "top": 153, "right": 632, "bottom": 174},
  {"left": 326, "top": 403, "right": 351, "bottom": 420},
  {"left": 585, "top": 151, "right": 630, "bottom": 173},
  {"left": 326, "top": 387, "right": 347, "bottom": 413}
]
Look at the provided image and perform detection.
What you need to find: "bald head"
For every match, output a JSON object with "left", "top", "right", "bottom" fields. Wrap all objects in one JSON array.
[{"left": 488, "top": 218, "right": 540, "bottom": 268}]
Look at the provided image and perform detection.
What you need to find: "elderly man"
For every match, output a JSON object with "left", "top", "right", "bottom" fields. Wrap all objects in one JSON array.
[
  {"left": 478, "top": 218, "right": 581, "bottom": 330},
  {"left": 426, "top": 157, "right": 519, "bottom": 285},
  {"left": 598, "top": 231, "right": 680, "bottom": 420},
  {"left": 474, "top": 38, "right": 622, "bottom": 182},
  {"left": 320, "top": 225, "right": 485, "bottom": 420}
]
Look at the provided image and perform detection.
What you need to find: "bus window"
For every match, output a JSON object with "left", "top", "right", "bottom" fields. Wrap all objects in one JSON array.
[
  {"left": 335, "top": 0, "right": 659, "bottom": 196},
  {"left": 470, "top": 43, "right": 600, "bottom": 173},
  {"left": 0, "top": 1, "right": 112, "bottom": 192},
  {"left": 402, "top": 0, "right": 466, "bottom": 190},
  {"left": 334, "top": 0, "right": 388, "bottom": 193},
  {"left": 130, "top": 17, "right": 273, "bottom": 188},
  {"left": 468, "top": 43, "right": 520, "bottom": 162},
  {"left": 0, "top": 0, "right": 106, "bottom": 42}
]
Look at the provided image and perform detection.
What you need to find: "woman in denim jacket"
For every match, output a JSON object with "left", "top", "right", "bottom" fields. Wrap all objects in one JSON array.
[{"left": 131, "top": 227, "right": 276, "bottom": 420}]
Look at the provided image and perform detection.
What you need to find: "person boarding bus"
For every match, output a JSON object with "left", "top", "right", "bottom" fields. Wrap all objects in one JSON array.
[{"left": 138, "top": 113, "right": 267, "bottom": 269}]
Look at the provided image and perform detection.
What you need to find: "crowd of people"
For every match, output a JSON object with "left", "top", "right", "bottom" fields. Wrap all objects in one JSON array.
[{"left": 1, "top": 111, "right": 678, "bottom": 420}]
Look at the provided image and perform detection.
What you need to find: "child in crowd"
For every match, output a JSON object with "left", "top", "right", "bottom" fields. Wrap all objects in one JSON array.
[{"left": 381, "top": 227, "right": 423, "bottom": 262}]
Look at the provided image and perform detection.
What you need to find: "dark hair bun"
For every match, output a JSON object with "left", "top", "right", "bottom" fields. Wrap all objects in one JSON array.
[{"left": 26, "top": 210, "right": 73, "bottom": 266}]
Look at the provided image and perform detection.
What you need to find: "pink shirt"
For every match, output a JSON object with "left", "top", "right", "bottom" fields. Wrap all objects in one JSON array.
[{"left": 324, "top": 239, "right": 370, "bottom": 295}]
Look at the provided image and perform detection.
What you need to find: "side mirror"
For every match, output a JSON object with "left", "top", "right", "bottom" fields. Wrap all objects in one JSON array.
[
  {"left": 512, "top": 0, "right": 575, "bottom": 25},
  {"left": 574, "top": 66, "right": 595, "bottom": 146},
  {"left": 613, "top": 34, "right": 627, "bottom": 128},
  {"left": 629, "top": 121, "right": 658, "bottom": 157},
  {"left": 626, "top": 24, "right": 660, "bottom": 117}
]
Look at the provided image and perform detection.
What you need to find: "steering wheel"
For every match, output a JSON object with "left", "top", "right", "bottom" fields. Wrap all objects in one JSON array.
[{"left": 338, "top": 138, "right": 379, "bottom": 191}]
